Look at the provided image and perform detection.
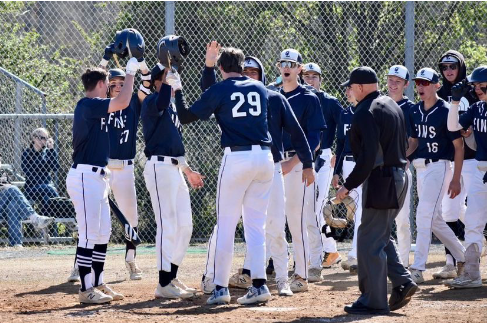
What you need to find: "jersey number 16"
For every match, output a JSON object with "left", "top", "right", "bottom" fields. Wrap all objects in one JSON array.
[{"left": 231, "top": 92, "right": 261, "bottom": 118}]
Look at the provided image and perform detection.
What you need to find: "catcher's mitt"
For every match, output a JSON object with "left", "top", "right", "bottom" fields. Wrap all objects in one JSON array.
[{"left": 323, "top": 196, "right": 357, "bottom": 228}]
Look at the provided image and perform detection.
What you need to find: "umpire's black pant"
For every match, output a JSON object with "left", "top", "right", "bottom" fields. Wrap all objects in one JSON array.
[{"left": 356, "top": 167, "right": 413, "bottom": 310}]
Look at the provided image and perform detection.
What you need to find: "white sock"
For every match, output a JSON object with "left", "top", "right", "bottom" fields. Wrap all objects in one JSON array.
[
  {"left": 126, "top": 249, "right": 135, "bottom": 262},
  {"left": 446, "top": 254, "right": 455, "bottom": 266}
]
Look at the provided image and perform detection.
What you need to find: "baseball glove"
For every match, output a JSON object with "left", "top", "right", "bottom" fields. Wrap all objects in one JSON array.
[{"left": 323, "top": 196, "right": 357, "bottom": 228}]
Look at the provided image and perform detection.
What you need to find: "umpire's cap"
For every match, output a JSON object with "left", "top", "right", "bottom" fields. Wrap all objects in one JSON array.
[
  {"left": 340, "top": 66, "right": 378, "bottom": 87},
  {"left": 303, "top": 63, "right": 322, "bottom": 75},
  {"left": 108, "top": 68, "right": 126, "bottom": 80},
  {"left": 467, "top": 66, "right": 487, "bottom": 83},
  {"left": 157, "top": 35, "right": 190, "bottom": 72},
  {"left": 413, "top": 68, "right": 440, "bottom": 84}
]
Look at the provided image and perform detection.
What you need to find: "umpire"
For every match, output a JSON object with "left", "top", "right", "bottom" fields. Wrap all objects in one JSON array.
[{"left": 336, "top": 67, "right": 417, "bottom": 315}]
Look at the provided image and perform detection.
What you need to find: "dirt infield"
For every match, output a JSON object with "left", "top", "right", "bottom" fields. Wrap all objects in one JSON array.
[{"left": 1, "top": 242, "right": 486, "bottom": 323}]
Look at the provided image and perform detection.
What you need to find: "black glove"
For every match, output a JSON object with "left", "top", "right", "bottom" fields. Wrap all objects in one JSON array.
[
  {"left": 451, "top": 79, "right": 470, "bottom": 102},
  {"left": 103, "top": 43, "right": 114, "bottom": 61}
]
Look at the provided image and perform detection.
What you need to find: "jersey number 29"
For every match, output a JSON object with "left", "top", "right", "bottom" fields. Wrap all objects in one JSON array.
[{"left": 231, "top": 92, "right": 261, "bottom": 118}]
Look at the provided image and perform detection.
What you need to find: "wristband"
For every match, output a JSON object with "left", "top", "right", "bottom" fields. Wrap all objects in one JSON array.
[
  {"left": 141, "top": 73, "right": 151, "bottom": 81},
  {"left": 139, "top": 84, "right": 151, "bottom": 95},
  {"left": 99, "top": 58, "right": 109, "bottom": 67},
  {"left": 139, "top": 60, "right": 149, "bottom": 72}
]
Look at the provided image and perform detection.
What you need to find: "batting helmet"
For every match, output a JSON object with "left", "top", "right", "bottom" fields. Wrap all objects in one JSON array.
[
  {"left": 108, "top": 68, "right": 126, "bottom": 80},
  {"left": 157, "top": 35, "right": 190, "bottom": 72},
  {"left": 113, "top": 28, "right": 145, "bottom": 59},
  {"left": 467, "top": 66, "right": 487, "bottom": 83}
]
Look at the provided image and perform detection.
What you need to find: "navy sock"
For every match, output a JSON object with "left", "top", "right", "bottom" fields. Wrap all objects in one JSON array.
[
  {"left": 170, "top": 263, "right": 179, "bottom": 280},
  {"left": 242, "top": 268, "right": 251, "bottom": 276},
  {"left": 76, "top": 246, "right": 93, "bottom": 292},
  {"left": 252, "top": 279, "right": 266, "bottom": 288},
  {"left": 92, "top": 244, "right": 107, "bottom": 287},
  {"left": 216, "top": 285, "right": 225, "bottom": 291},
  {"left": 159, "top": 270, "right": 172, "bottom": 287}
]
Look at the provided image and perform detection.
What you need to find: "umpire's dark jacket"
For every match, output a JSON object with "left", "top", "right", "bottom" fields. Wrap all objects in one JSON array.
[{"left": 343, "top": 91, "right": 408, "bottom": 191}]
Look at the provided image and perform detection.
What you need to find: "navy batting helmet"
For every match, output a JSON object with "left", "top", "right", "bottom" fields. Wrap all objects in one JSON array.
[
  {"left": 157, "top": 35, "right": 190, "bottom": 72},
  {"left": 113, "top": 28, "right": 145, "bottom": 59},
  {"left": 108, "top": 68, "right": 126, "bottom": 80},
  {"left": 467, "top": 66, "right": 487, "bottom": 83}
]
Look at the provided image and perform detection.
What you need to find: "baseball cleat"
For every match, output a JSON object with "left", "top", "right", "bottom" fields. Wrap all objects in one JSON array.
[
  {"left": 228, "top": 268, "right": 251, "bottom": 289},
  {"left": 307, "top": 267, "right": 323, "bottom": 282},
  {"left": 410, "top": 269, "right": 425, "bottom": 284},
  {"left": 95, "top": 283, "right": 124, "bottom": 301},
  {"left": 67, "top": 267, "right": 80, "bottom": 283},
  {"left": 237, "top": 285, "right": 271, "bottom": 305},
  {"left": 155, "top": 283, "right": 193, "bottom": 299},
  {"left": 289, "top": 274, "right": 308, "bottom": 292},
  {"left": 349, "top": 265, "right": 358, "bottom": 275},
  {"left": 201, "top": 275, "right": 215, "bottom": 294},
  {"left": 341, "top": 257, "right": 356, "bottom": 271},
  {"left": 444, "top": 273, "right": 482, "bottom": 289},
  {"left": 432, "top": 264, "right": 457, "bottom": 279},
  {"left": 31, "top": 214, "right": 55, "bottom": 230},
  {"left": 172, "top": 278, "right": 197, "bottom": 293},
  {"left": 266, "top": 258, "right": 275, "bottom": 275},
  {"left": 389, "top": 281, "right": 418, "bottom": 311},
  {"left": 482, "top": 239, "right": 487, "bottom": 258},
  {"left": 322, "top": 252, "right": 342, "bottom": 268},
  {"left": 276, "top": 279, "right": 293, "bottom": 296},
  {"left": 79, "top": 287, "right": 113, "bottom": 304},
  {"left": 125, "top": 260, "right": 142, "bottom": 280},
  {"left": 207, "top": 287, "right": 231, "bottom": 305}
]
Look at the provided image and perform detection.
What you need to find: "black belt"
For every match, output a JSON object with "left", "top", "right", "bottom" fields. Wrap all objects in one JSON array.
[
  {"left": 229, "top": 145, "right": 271, "bottom": 152},
  {"left": 127, "top": 160, "right": 133, "bottom": 165},
  {"left": 345, "top": 155, "right": 355, "bottom": 162},
  {"left": 156, "top": 156, "right": 179, "bottom": 165},
  {"left": 71, "top": 164, "right": 106, "bottom": 175},
  {"left": 284, "top": 151, "right": 296, "bottom": 159},
  {"left": 425, "top": 158, "right": 439, "bottom": 165}
]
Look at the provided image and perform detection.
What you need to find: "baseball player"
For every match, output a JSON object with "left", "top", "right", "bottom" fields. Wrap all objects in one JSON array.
[
  {"left": 406, "top": 67, "right": 466, "bottom": 284},
  {"left": 332, "top": 85, "right": 361, "bottom": 274},
  {"left": 277, "top": 49, "right": 326, "bottom": 291},
  {"left": 66, "top": 57, "right": 139, "bottom": 304},
  {"left": 199, "top": 42, "right": 313, "bottom": 297},
  {"left": 436, "top": 51, "right": 479, "bottom": 279},
  {"left": 302, "top": 63, "right": 343, "bottom": 275},
  {"left": 386, "top": 65, "right": 414, "bottom": 267},
  {"left": 141, "top": 63, "right": 204, "bottom": 299},
  {"left": 167, "top": 46, "right": 276, "bottom": 305},
  {"left": 446, "top": 66, "right": 487, "bottom": 288}
]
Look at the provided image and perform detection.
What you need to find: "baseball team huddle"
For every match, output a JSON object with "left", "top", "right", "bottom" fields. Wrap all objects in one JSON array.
[{"left": 64, "top": 28, "right": 487, "bottom": 313}]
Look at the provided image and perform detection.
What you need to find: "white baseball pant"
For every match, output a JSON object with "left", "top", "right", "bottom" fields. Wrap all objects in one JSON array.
[
  {"left": 464, "top": 161, "right": 487, "bottom": 252},
  {"left": 108, "top": 160, "right": 138, "bottom": 227},
  {"left": 394, "top": 167, "right": 412, "bottom": 267},
  {"left": 343, "top": 159, "right": 362, "bottom": 260},
  {"left": 212, "top": 146, "right": 274, "bottom": 287},
  {"left": 411, "top": 160, "right": 465, "bottom": 271},
  {"left": 143, "top": 156, "right": 193, "bottom": 272},
  {"left": 66, "top": 165, "right": 111, "bottom": 249}
]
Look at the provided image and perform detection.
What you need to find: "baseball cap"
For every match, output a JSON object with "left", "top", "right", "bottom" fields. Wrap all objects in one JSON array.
[
  {"left": 413, "top": 67, "right": 440, "bottom": 83},
  {"left": 387, "top": 65, "right": 409, "bottom": 81},
  {"left": 279, "top": 49, "right": 302, "bottom": 63},
  {"left": 303, "top": 63, "right": 322, "bottom": 75},
  {"left": 244, "top": 58, "right": 260, "bottom": 69},
  {"left": 440, "top": 55, "right": 459, "bottom": 64},
  {"left": 340, "top": 66, "right": 378, "bottom": 87}
]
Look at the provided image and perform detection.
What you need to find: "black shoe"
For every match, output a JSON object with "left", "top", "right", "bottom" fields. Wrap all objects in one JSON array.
[
  {"left": 266, "top": 258, "right": 275, "bottom": 275},
  {"left": 344, "top": 301, "right": 390, "bottom": 315},
  {"left": 349, "top": 265, "right": 358, "bottom": 275},
  {"left": 389, "top": 281, "right": 418, "bottom": 311}
]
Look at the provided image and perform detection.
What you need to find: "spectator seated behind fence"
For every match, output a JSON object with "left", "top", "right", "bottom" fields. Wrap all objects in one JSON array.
[
  {"left": 21, "top": 128, "right": 60, "bottom": 214},
  {"left": 0, "top": 167, "right": 54, "bottom": 247}
]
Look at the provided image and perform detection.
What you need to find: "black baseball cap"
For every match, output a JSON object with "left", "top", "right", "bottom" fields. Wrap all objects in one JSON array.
[{"left": 340, "top": 66, "right": 379, "bottom": 87}]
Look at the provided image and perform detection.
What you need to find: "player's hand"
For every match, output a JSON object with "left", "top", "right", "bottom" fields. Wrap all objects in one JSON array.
[
  {"left": 46, "top": 138, "right": 54, "bottom": 149},
  {"left": 166, "top": 70, "right": 183, "bottom": 91},
  {"left": 447, "top": 179, "right": 461, "bottom": 198},
  {"left": 332, "top": 174, "right": 340, "bottom": 189},
  {"left": 281, "top": 160, "right": 294, "bottom": 175},
  {"left": 461, "top": 126, "right": 473, "bottom": 138},
  {"left": 330, "top": 154, "right": 336, "bottom": 168},
  {"left": 185, "top": 170, "right": 205, "bottom": 189},
  {"left": 302, "top": 167, "right": 315, "bottom": 186},
  {"left": 99, "top": 43, "right": 114, "bottom": 67},
  {"left": 205, "top": 41, "right": 221, "bottom": 67},
  {"left": 336, "top": 186, "right": 349, "bottom": 200},
  {"left": 451, "top": 79, "right": 470, "bottom": 102},
  {"left": 125, "top": 57, "right": 139, "bottom": 75}
]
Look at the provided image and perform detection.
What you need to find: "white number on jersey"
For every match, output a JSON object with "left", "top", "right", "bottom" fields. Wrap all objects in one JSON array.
[
  {"left": 426, "top": 142, "right": 438, "bottom": 153},
  {"left": 120, "top": 130, "right": 129, "bottom": 144},
  {"left": 231, "top": 92, "right": 261, "bottom": 118}
]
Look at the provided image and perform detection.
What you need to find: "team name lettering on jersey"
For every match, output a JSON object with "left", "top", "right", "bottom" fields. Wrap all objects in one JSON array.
[
  {"left": 416, "top": 125, "right": 436, "bottom": 138},
  {"left": 474, "top": 118, "right": 487, "bottom": 133},
  {"left": 100, "top": 117, "right": 109, "bottom": 132},
  {"left": 344, "top": 123, "right": 351, "bottom": 135},
  {"left": 106, "top": 112, "right": 127, "bottom": 129}
]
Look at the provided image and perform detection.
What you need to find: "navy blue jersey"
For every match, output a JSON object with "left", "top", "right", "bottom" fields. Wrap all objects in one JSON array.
[
  {"left": 190, "top": 76, "right": 271, "bottom": 148},
  {"left": 141, "top": 84, "right": 185, "bottom": 157},
  {"left": 409, "top": 99, "right": 461, "bottom": 160},
  {"left": 459, "top": 101, "right": 487, "bottom": 161},
  {"left": 396, "top": 97, "right": 415, "bottom": 138},
  {"left": 106, "top": 93, "right": 141, "bottom": 160},
  {"left": 72, "top": 97, "right": 110, "bottom": 167},
  {"left": 315, "top": 91, "right": 342, "bottom": 150},
  {"left": 280, "top": 85, "right": 326, "bottom": 152},
  {"left": 334, "top": 106, "right": 355, "bottom": 176}
]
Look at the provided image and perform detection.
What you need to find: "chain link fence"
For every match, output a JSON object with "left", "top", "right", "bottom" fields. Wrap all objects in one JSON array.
[{"left": 2, "top": 1, "right": 487, "bottom": 246}]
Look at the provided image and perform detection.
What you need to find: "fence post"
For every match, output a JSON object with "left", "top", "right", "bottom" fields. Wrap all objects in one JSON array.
[
  {"left": 405, "top": 1, "right": 415, "bottom": 101},
  {"left": 165, "top": 1, "right": 175, "bottom": 34},
  {"left": 13, "top": 83, "right": 23, "bottom": 174}
]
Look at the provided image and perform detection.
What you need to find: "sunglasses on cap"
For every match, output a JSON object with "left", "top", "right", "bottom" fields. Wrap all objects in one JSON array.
[
  {"left": 440, "top": 64, "right": 458, "bottom": 72},
  {"left": 414, "top": 79, "right": 433, "bottom": 87},
  {"left": 279, "top": 61, "right": 298, "bottom": 69}
]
